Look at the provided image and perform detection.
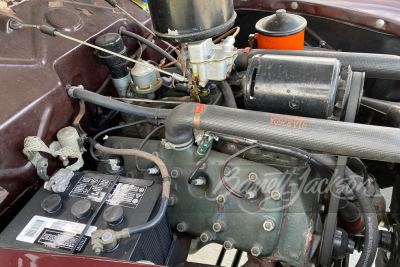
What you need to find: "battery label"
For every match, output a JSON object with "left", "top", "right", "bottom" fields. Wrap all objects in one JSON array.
[
  {"left": 16, "top": 216, "right": 96, "bottom": 252},
  {"left": 69, "top": 176, "right": 147, "bottom": 209}
]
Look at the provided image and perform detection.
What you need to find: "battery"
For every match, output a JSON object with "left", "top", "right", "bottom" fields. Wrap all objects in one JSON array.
[{"left": 0, "top": 171, "right": 173, "bottom": 265}]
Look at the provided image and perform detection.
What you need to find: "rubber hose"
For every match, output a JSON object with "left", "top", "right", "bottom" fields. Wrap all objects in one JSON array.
[
  {"left": 67, "top": 86, "right": 171, "bottom": 119},
  {"left": 312, "top": 154, "right": 378, "bottom": 267},
  {"left": 218, "top": 81, "right": 237, "bottom": 108},
  {"left": 344, "top": 168, "right": 379, "bottom": 267},
  {"left": 120, "top": 28, "right": 182, "bottom": 71},
  {"left": 361, "top": 97, "right": 400, "bottom": 127},
  {"left": 234, "top": 49, "right": 400, "bottom": 80},
  {"left": 165, "top": 103, "right": 400, "bottom": 163}
]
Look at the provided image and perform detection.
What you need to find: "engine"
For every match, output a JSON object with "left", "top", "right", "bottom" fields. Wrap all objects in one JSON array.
[{"left": 2, "top": 0, "right": 400, "bottom": 267}]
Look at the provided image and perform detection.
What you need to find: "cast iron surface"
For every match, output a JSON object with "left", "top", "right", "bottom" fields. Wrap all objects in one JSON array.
[{"left": 97, "top": 137, "right": 321, "bottom": 266}]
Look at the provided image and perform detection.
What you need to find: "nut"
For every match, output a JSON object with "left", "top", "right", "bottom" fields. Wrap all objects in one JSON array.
[
  {"left": 271, "top": 189, "right": 281, "bottom": 200},
  {"left": 200, "top": 231, "right": 213, "bottom": 243},
  {"left": 224, "top": 239, "right": 234, "bottom": 250},
  {"left": 224, "top": 166, "right": 232, "bottom": 176},
  {"left": 177, "top": 222, "right": 188, "bottom": 232},
  {"left": 168, "top": 196, "right": 177, "bottom": 206},
  {"left": 212, "top": 221, "right": 225, "bottom": 233},
  {"left": 251, "top": 244, "right": 263, "bottom": 257},
  {"left": 291, "top": 2, "right": 298, "bottom": 9},
  {"left": 170, "top": 169, "right": 181, "bottom": 179},
  {"left": 248, "top": 172, "right": 258, "bottom": 182},
  {"left": 152, "top": 151, "right": 160, "bottom": 157},
  {"left": 216, "top": 194, "right": 227, "bottom": 205},
  {"left": 263, "top": 219, "right": 275, "bottom": 232},
  {"left": 276, "top": 9, "right": 287, "bottom": 17}
]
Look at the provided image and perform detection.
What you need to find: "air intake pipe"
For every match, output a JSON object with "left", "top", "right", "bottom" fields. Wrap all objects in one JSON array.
[
  {"left": 235, "top": 49, "right": 400, "bottom": 80},
  {"left": 164, "top": 103, "right": 400, "bottom": 163}
]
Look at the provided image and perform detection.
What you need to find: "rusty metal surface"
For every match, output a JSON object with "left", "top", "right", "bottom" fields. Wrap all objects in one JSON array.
[
  {"left": 0, "top": 0, "right": 157, "bottom": 228},
  {"left": 234, "top": 0, "right": 400, "bottom": 37},
  {"left": 0, "top": 247, "right": 154, "bottom": 267}
]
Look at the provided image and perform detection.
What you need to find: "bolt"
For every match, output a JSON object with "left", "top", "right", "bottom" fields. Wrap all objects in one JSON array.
[
  {"left": 200, "top": 231, "right": 213, "bottom": 243},
  {"left": 101, "top": 231, "right": 113, "bottom": 242},
  {"left": 171, "top": 169, "right": 181, "bottom": 179},
  {"left": 248, "top": 172, "right": 258, "bottom": 182},
  {"left": 224, "top": 166, "right": 232, "bottom": 176},
  {"left": 289, "top": 100, "right": 299, "bottom": 109},
  {"left": 168, "top": 196, "right": 177, "bottom": 206},
  {"left": 94, "top": 247, "right": 102, "bottom": 255},
  {"left": 229, "top": 144, "right": 237, "bottom": 150},
  {"left": 251, "top": 244, "right": 263, "bottom": 257},
  {"left": 224, "top": 239, "right": 234, "bottom": 250},
  {"left": 212, "top": 221, "right": 225, "bottom": 233},
  {"left": 271, "top": 189, "right": 281, "bottom": 200},
  {"left": 152, "top": 151, "right": 160, "bottom": 157},
  {"left": 177, "top": 222, "right": 188, "bottom": 232},
  {"left": 291, "top": 2, "right": 298, "bottom": 9},
  {"left": 216, "top": 194, "right": 227, "bottom": 205},
  {"left": 376, "top": 19, "right": 385, "bottom": 28},
  {"left": 263, "top": 219, "right": 275, "bottom": 232},
  {"left": 276, "top": 9, "right": 286, "bottom": 17}
]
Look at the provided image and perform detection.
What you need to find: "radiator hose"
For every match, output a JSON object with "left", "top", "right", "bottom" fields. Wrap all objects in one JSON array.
[
  {"left": 235, "top": 49, "right": 400, "bottom": 80},
  {"left": 164, "top": 103, "right": 400, "bottom": 163}
]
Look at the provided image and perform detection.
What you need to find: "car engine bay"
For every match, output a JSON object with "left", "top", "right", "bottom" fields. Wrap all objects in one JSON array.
[{"left": 2, "top": 0, "right": 400, "bottom": 266}]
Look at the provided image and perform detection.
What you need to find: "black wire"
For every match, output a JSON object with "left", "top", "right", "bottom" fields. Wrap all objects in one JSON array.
[
  {"left": 352, "top": 157, "right": 369, "bottom": 182},
  {"left": 90, "top": 120, "right": 147, "bottom": 162},
  {"left": 135, "top": 125, "right": 166, "bottom": 172},
  {"left": 188, "top": 144, "right": 213, "bottom": 184},
  {"left": 220, "top": 144, "right": 260, "bottom": 199}
]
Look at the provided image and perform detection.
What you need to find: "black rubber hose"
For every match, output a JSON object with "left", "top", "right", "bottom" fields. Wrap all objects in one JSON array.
[
  {"left": 165, "top": 103, "right": 400, "bottom": 163},
  {"left": 67, "top": 86, "right": 171, "bottom": 119},
  {"left": 218, "top": 81, "right": 237, "bottom": 108},
  {"left": 119, "top": 28, "right": 182, "bottom": 71},
  {"left": 135, "top": 125, "right": 165, "bottom": 173},
  {"left": 344, "top": 168, "right": 379, "bottom": 267},
  {"left": 234, "top": 49, "right": 400, "bottom": 80},
  {"left": 361, "top": 97, "right": 400, "bottom": 127}
]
